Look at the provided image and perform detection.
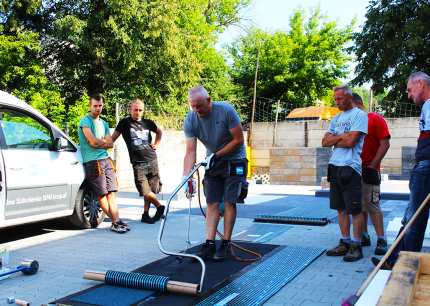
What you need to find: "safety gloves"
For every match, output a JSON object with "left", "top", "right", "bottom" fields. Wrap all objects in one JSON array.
[
  {"left": 182, "top": 176, "right": 196, "bottom": 198},
  {"left": 204, "top": 153, "right": 218, "bottom": 170}
]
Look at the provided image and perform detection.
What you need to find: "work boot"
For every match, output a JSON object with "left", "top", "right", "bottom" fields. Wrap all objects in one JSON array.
[
  {"left": 141, "top": 212, "right": 155, "bottom": 224},
  {"left": 153, "top": 205, "right": 165, "bottom": 222},
  {"left": 343, "top": 243, "right": 363, "bottom": 262},
  {"left": 214, "top": 240, "right": 232, "bottom": 261},
  {"left": 361, "top": 233, "right": 371, "bottom": 247},
  {"left": 374, "top": 238, "right": 388, "bottom": 255},
  {"left": 196, "top": 240, "right": 216, "bottom": 261},
  {"left": 326, "top": 239, "right": 349, "bottom": 256},
  {"left": 371, "top": 257, "right": 393, "bottom": 270}
]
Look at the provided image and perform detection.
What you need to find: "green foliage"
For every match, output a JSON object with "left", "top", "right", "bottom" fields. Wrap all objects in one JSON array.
[
  {"left": 1, "top": 0, "right": 249, "bottom": 139},
  {"left": 229, "top": 9, "right": 353, "bottom": 121},
  {"left": 42, "top": 0, "right": 248, "bottom": 129},
  {"left": 0, "top": 31, "right": 64, "bottom": 126},
  {"left": 67, "top": 93, "right": 89, "bottom": 143},
  {"left": 352, "top": 0, "right": 430, "bottom": 107}
]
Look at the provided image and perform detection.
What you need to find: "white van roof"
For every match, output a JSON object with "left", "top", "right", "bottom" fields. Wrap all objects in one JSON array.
[{"left": 0, "top": 90, "right": 35, "bottom": 113}]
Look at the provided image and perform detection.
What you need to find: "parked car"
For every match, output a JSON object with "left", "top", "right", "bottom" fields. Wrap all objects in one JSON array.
[{"left": 0, "top": 90, "right": 105, "bottom": 229}]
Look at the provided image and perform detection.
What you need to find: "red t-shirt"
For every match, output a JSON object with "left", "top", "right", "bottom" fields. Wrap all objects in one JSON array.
[{"left": 361, "top": 112, "right": 390, "bottom": 170}]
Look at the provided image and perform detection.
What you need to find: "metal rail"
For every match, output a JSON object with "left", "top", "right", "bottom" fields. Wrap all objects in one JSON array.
[{"left": 157, "top": 162, "right": 206, "bottom": 293}]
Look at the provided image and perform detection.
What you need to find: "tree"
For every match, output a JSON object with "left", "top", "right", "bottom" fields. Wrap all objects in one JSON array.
[
  {"left": 0, "top": 31, "right": 65, "bottom": 126},
  {"left": 229, "top": 9, "right": 353, "bottom": 121},
  {"left": 352, "top": 0, "right": 430, "bottom": 115},
  {"left": 41, "top": 0, "right": 248, "bottom": 127}
]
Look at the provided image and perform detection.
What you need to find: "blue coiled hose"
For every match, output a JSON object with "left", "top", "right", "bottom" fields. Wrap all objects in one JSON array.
[{"left": 105, "top": 270, "right": 169, "bottom": 292}]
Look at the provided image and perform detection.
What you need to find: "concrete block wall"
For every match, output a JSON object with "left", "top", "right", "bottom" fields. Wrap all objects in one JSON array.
[
  {"left": 270, "top": 147, "right": 331, "bottom": 185},
  {"left": 251, "top": 117, "right": 420, "bottom": 176}
]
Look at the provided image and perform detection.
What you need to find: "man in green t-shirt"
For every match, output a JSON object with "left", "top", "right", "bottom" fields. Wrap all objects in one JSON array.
[{"left": 78, "top": 94, "right": 128, "bottom": 234}]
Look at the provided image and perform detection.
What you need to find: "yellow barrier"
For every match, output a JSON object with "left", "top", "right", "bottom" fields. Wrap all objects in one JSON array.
[{"left": 246, "top": 145, "right": 252, "bottom": 178}]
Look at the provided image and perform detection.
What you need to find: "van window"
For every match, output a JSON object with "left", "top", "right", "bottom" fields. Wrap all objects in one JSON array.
[{"left": 0, "top": 109, "right": 52, "bottom": 150}]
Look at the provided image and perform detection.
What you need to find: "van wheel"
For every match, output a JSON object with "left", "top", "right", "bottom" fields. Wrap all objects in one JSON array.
[{"left": 70, "top": 187, "right": 105, "bottom": 229}]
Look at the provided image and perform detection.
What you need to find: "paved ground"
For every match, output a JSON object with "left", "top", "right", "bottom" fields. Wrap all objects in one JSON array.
[{"left": 0, "top": 182, "right": 412, "bottom": 306}]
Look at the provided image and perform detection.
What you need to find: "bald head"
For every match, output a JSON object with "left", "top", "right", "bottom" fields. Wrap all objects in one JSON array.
[
  {"left": 407, "top": 71, "right": 430, "bottom": 105},
  {"left": 188, "top": 86, "right": 212, "bottom": 117}
]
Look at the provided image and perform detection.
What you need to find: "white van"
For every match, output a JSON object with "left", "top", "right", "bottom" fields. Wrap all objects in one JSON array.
[{"left": 0, "top": 91, "right": 105, "bottom": 229}]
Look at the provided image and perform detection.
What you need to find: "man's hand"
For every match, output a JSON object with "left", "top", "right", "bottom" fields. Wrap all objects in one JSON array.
[
  {"left": 182, "top": 176, "right": 196, "bottom": 198},
  {"left": 150, "top": 143, "right": 158, "bottom": 150},
  {"left": 204, "top": 153, "right": 218, "bottom": 170}
]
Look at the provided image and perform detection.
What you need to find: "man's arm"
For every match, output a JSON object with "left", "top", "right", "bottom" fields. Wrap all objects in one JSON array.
[
  {"left": 368, "top": 137, "right": 390, "bottom": 169},
  {"left": 82, "top": 127, "right": 113, "bottom": 149},
  {"left": 183, "top": 137, "right": 197, "bottom": 176},
  {"left": 111, "top": 130, "right": 121, "bottom": 143},
  {"left": 335, "top": 131, "right": 362, "bottom": 148},
  {"left": 214, "top": 125, "right": 244, "bottom": 158},
  {"left": 322, "top": 132, "right": 341, "bottom": 147},
  {"left": 152, "top": 128, "right": 162, "bottom": 150}
]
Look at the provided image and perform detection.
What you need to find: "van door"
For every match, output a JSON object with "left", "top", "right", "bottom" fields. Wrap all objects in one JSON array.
[
  {"left": 0, "top": 146, "right": 6, "bottom": 224},
  {"left": 0, "top": 108, "right": 73, "bottom": 220}
]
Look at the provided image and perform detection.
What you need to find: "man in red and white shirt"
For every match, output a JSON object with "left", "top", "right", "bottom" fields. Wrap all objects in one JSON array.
[{"left": 352, "top": 93, "right": 390, "bottom": 255}]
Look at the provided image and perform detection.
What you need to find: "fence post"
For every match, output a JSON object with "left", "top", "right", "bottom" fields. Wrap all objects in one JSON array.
[
  {"left": 114, "top": 102, "right": 120, "bottom": 172},
  {"left": 273, "top": 99, "right": 280, "bottom": 146}
]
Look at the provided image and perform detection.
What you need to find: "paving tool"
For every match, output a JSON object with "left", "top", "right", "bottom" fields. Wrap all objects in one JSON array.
[
  {"left": 0, "top": 260, "right": 39, "bottom": 279},
  {"left": 6, "top": 297, "right": 30, "bottom": 306},
  {"left": 342, "top": 192, "right": 430, "bottom": 305},
  {"left": 157, "top": 162, "right": 207, "bottom": 293},
  {"left": 83, "top": 163, "right": 207, "bottom": 296}
]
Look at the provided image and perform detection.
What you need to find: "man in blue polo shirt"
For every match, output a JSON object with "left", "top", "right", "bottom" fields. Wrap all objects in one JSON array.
[
  {"left": 322, "top": 85, "right": 368, "bottom": 262},
  {"left": 374, "top": 71, "right": 430, "bottom": 269}
]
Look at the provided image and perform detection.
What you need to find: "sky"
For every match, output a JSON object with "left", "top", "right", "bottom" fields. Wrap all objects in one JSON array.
[
  {"left": 216, "top": 0, "right": 372, "bottom": 83},
  {"left": 217, "top": 0, "right": 372, "bottom": 47}
]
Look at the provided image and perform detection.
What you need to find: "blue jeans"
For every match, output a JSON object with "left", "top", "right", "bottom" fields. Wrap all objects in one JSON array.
[{"left": 387, "top": 160, "right": 430, "bottom": 265}]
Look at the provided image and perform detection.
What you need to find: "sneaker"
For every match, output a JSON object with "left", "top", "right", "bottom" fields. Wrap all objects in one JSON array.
[
  {"left": 196, "top": 241, "right": 216, "bottom": 261},
  {"left": 343, "top": 243, "right": 363, "bottom": 262},
  {"left": 117, "top": 219, "right": 130, "bottom": 231},
  {"left": 371, "top": 257, "right": 393, "bottom": 270},
  {"left": 375, "top": 238, "right": 388, "bottom": 255},
  {"left": 141, "top": 213, "right": 155, "bottom": 224},
  {"left": 214, "top": 240, "right": 232, "bottom": 261},
  {"left": 361, "top": 234, "right": 371, "bottom": 247},
  {"left": 326, "top": 239, "right": 349, "bottom": 256},
  {"left": 110, "top": 222, "right": 127, "bottom": 234},
  {"left": 153, "top": 205, "right": 165, "bottom": 222}
]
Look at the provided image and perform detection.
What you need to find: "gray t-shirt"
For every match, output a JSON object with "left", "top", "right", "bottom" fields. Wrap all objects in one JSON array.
[
  {"left": 183, "top": 101, "right": 246, "bottom": 160},
  {"left": 328, "top": 107, "right": 368, "bottom": 175}
]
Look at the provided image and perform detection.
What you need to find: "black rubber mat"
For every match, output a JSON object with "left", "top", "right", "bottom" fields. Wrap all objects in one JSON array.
[{"left": 53, "top": 242, "right": 279, "bottom": 306}]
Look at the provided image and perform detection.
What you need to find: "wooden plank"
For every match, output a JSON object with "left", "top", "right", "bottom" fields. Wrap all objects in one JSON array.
[
  {"left": 377, "top": 251, "right": 420, "bottom": 306},
  {"left": 416, "top": 253, "right": 430, "bottom": 274},
  {"left": 413, "top": 274, "right": 430, "bottom": 306}
]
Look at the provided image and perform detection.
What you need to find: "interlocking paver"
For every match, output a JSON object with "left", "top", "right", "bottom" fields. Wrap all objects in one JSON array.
[{"left": 0, "top": 184, "right": 411, "bottom": 305}]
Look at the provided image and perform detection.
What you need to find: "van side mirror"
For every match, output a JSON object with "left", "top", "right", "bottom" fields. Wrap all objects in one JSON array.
[{"left": 53, "top": 137, "right": 69, "bottom": 151}]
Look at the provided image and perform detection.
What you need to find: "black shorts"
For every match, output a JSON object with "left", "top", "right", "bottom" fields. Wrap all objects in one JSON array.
[
  {"left": 133, "top": 161, "right": 162, "bottom": 196},
  {"left": 328, "top": 165, "right": 362, "bottom": 215},
  {"left": 84, "top": 158, "right": 118, "bottom": 198},
  {"left": 203, "top": 159, "right": 248, "bottom": 204}
]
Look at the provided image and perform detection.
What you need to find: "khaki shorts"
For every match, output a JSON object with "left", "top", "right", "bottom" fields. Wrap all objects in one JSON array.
[
  {"left": 361, "top": 181, "right": 381, "bottom": 214},
  {"left": 133, "top": 161, "right": 162, "bottom": 196}
]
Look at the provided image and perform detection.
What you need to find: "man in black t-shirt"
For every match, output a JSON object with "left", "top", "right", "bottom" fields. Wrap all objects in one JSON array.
[{"left": 112, "top": 99, "right": 165, "bottom": 224}]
